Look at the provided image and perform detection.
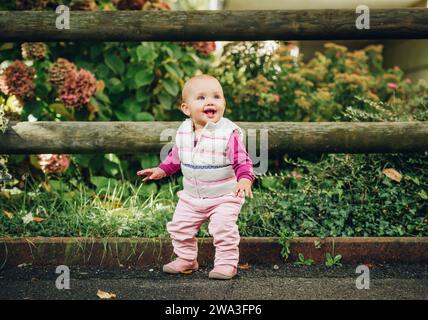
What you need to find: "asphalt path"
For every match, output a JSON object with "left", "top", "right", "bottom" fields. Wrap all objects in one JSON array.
[{"left": 0, "top": 263, "right": 427, "bottom": 300}]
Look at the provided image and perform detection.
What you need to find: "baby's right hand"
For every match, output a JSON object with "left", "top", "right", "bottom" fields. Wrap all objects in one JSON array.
[{"left": 137, "top": 167, "right": 166, "bottom": 182}]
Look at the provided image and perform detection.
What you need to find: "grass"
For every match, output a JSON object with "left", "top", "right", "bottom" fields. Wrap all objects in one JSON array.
[{"left": 0, "top": 152, "right": 427, "bottom": 239}]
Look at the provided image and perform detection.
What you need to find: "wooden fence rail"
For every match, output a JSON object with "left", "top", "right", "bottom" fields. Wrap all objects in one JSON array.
[
  {"left": 1, "top": 121, "right": 427, "bottom": 154},
  {"left": 0, "top": 9, "right": 427, "bottom": 41}
]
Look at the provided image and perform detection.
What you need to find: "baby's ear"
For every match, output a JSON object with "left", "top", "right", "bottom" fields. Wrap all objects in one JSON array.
[{"left": 180, "top": 102, "right": 190, "bottom": 116}]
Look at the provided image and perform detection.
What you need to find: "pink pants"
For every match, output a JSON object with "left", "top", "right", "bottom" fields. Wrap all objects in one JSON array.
[{"left": 167, "top": 190, "right": 245, "bottom": 267}]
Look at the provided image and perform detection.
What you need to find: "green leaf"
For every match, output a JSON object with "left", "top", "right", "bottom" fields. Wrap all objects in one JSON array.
[
  {"left": 135, "top": 69, "right": 154, "bottom": 88},
  {"left": 103, "top": 160, "right": 119, "bottom": 177},
  {"left": 135, "top": 112, "right": 154, "bottom": 121},
  {"left": 73, "top": 155, "right": 92, "bottom": 167},
  {"left": 90, "top": 176, "right": 117, "bottom": 191},
  {"left": 105, "top": 54, "right": 125, "bottom": 75},
  {"left": 418, "top": 189, "right": 427, "bottom": 200},
  {"left": 162, "top": 78, "right": 180, "bottom": 96},
  {"left": 108, "top": 77, "right": 124, "bottom": 94},
  {"left": 105, "top": 153, "right": 121, "bottom": 165},
  {"left": 49, "top": 103, "right": 74, "bottom": 120},
  {"left": 22, "top": 100, "right": 44, "bottom": 118},
  {"left": 122, "top": 98, "right": 141, "bottom": 116},
  {"left": 96, "top": 64, "right": 110, "bottom": 79},
  {"left": 164, "top": 44, "right": 184, "bottom": 60},
  {"left": 140, "top": 154, "right": 160, "bottom": 169},
  {"left": 114, "top": 110, "right": 130, "bottom": 121},
  {"left": 90, "top": 45, "right": 103, "bottom": 60},
  {"left": 182, "top": 62, "right": 197, "bottom": 76},
  {"left": 158, "top": 91, "right": 174, "bottom": 110},
  {"left": 49, "top": 180, "right": 69, "bottom": 193},
  {"left": 0, "top": 43, "right": 14, "bottom": 51},
  {"left": 136, "top": 88, "right": 149, "bottom": 102},
  {"left": 261, "top": 177, "right": 282, "bottom": 190},
  {"left": 136, "top": 45, "right": 158, "bottom": 62},
  {"left": 95, "top": 91, "right": 111, "bottom": 104},
  {"left": 164, "top": 63, "right": 183, "bottom": 79},
  {"left": 35, "top": 82, "right": 50, "bottom": 98},
  {"left": 137, "top": 183, "right": 158, "bottom": 197}
]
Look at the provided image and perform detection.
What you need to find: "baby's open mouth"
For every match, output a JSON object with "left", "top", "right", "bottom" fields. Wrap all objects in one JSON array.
[{"left": 203, "top": 107, "right": 217, "bottom": 118}]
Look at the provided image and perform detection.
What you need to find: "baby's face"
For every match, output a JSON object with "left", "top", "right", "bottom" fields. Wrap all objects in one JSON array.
[{"left": 181, "top": 77, "right": 226, "bottom": 127}]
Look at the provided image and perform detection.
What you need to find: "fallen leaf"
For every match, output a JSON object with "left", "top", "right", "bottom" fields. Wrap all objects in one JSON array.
[
  {"left": 22, "top": 213, "right": 34, "bottom": 224},
  {"left": 0, "top": 191, "right": 10, "bottom": 199},
  {"left": 238, "top": 263, "right": 250, "bottom": 270},
  {"left": 382, "top": 168, "right": 402, "bottom": 183},
  {"left": 97, "top": 290, "right": 116, "bottom": 299},
  {"left": 17, "top": 263, "right": 32, "bottom": 268},
  {"left": 3, "top": 210, "right": 14, "bottom": 219},
  {"left": 180, "top": 269, "right": 194, "bottom": 275},
  {"left": 314, "top": 240, "right": 322, "bottom": 249},
  {"left": 41, "top": 180, "right": 51, "bottom": 192},
  {"left": 22, "top": 213, "right": 45, "bottom": 223}
]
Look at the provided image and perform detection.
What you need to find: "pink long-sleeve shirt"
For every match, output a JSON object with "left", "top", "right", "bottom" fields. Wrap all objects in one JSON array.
[{"left": 159, "top": 130, "right": 255, "bottom": 183}]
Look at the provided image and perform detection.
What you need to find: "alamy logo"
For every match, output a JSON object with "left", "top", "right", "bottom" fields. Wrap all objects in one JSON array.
[
  {"left": 56, "top": 5, "right": 70, "bottom": 30},
  {"left": 355, "top": 265, "right": 370, "bottom": 289},
  {"left": 356, "top": 5, "right": 370, "bottom": 30},
  {"left": 55, "top": 265, "right": 70, "bottom": 290}
]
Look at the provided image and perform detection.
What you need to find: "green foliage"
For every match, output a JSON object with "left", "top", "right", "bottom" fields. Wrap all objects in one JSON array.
[
  {"left": 239, "top": 151, "right": 428, "bottom": 238},
  {"left": 0, "top": 37, "right": 427, "bottom": 245},
  {"left": 214, "top": 41, "right": 428, "bottom": 122},
  {"left": 325, "top": 253, "right": 342, "bottom": 267},
  {"left": 294, "top": 253, "right": 314, "bottom": 266},
  {"left": 0, "top": 40, "right": 213, "bottom": 183}
]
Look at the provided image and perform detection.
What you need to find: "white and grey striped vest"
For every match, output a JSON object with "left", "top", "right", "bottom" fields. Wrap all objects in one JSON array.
[{"left": 175, "top": 117, "right": 244, "bottom": 198}]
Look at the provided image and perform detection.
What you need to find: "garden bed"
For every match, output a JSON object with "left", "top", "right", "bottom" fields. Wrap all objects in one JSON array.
[{"left": 1, "top": 237, "right": 427, "bottom": 269}]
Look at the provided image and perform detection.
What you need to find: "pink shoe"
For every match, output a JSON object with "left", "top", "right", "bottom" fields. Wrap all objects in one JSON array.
[
  {"left": 208, "top": 265, "right": 237, "bottom": 280},
  {"left": 162, "top": 258, "right": 199, "bottom": 274}
]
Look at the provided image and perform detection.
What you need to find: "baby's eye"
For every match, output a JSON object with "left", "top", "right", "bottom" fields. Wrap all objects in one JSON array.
[
  {"left": 197, "top": 96, "right": 205, "bottom": 100},
  {"left": 214, "top": 95, "right": 221, "bottom": 99}
]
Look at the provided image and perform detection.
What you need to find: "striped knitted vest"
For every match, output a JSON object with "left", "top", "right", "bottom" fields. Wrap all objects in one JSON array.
[{"left": 175, "top": 117, "right": 244, "bottom": 198}]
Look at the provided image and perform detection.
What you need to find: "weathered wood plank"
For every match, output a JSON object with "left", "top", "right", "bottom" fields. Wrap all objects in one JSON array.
[
  {"left": 0, "top": 9, "right": 427, "bottom": 41},
  {"left": 1, "top": 121, "right": 427, "bottom": 154}
]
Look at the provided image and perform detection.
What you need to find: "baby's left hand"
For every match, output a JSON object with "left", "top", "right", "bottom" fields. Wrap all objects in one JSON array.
[{"left": 234, "top": 178, "right": 253, "bottom": 199}]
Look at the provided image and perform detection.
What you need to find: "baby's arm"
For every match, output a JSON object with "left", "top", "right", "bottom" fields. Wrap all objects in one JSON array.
[
  {"left": 158, "top": 144, "right": 181, "bottom": 176},
  {"left": 228, "top": 130, "right": 255, "bottom": 198},
  {"left": 137, "top": 145, "right": 181, "bottom": 182}
]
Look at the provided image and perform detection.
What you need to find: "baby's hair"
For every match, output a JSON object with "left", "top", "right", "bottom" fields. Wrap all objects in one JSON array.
[{"left": 181, "top": 74, "right": 221, "bottom": 103}]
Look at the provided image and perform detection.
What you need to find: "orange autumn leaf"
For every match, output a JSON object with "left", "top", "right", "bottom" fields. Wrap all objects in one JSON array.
[
  {"left": 3, "top": 210, "right": 14, "bottom": 219},
  {"left": 180, "top": 269, "right": 194, "bottom": 275},
  {"left": 238, "top": 263, "right": 250, "bottom": 270},
  {"left": 382, "top": 168, "right": 402, "bottom": 182},
  {"left": 33, "top": 217, "right": 45, "bottom": 223},
  {"left": 96, "top": 290, "right": 116, "bottom": 299}
]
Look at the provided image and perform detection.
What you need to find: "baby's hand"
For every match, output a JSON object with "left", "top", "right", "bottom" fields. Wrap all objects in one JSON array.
[
  {"left": 234, "top": 178, "right": 253, "bottom": 199},
  {"left": 137, "top": 167, "right": 166, "bottom": 182}
]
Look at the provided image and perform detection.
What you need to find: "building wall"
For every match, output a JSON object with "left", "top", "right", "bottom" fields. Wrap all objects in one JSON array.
[
  {"left": 224, "top": 0, "right": 424, "bottom": 10},
  {"left": 383, "top": 40, "right": 428, "bottom": 83},
  {"left": 223, "top": 0, "right": 428, "bottom": 82}
]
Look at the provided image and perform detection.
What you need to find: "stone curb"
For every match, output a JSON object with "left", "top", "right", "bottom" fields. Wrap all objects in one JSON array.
[{"left": 0, "top": 237, "right": 427, "bottom": 269}]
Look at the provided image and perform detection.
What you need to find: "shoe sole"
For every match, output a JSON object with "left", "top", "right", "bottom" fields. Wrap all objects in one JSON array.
[
  {"left": 162, "top": 265, "right": 198, "bottom": 274},
  {"left": 208, "top": 272, "right": 236, "bottom": 280}
]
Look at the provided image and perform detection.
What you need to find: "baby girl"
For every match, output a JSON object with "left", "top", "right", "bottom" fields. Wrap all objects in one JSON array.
[{"left": 137, "top": 74, "right": 254, "bottom": 280}]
